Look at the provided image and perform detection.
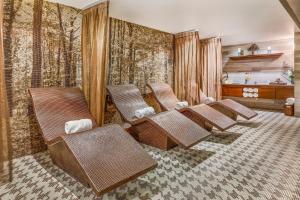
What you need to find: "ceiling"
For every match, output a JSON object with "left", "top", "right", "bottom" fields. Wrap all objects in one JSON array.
[
  {"left": 49, "top": 0, "right": 296, "bottom": 45},
  {"left": 47, "top": 0, "right": 99, "bottom": 9}
]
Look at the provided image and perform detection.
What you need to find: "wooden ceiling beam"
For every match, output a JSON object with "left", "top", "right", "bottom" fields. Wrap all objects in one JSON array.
[{"left": 279, "top": 0, "right": 300, "bottom": 29}]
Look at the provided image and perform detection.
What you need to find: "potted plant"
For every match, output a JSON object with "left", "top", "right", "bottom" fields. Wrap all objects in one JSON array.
[
  {"left": 288, "top": 70, "right": 295, "bottom": 84},
  {"left": 248, "top": 43, "right": 259, "bottom": 55}
]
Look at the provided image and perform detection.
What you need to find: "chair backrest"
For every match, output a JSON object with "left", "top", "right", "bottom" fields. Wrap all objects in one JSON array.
[
  {"left": 147, "top": 83, "right": 179, "bottom": 111},
  {"left": 106, "top": 84, "right": 150, "bottom": 123},
  {"left": 29, "top": 88, "right": 96, "bottom": 145}
]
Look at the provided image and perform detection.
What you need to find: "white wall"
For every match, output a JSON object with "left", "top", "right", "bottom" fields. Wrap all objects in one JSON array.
[{"left": 225, "top": 71, "right": 292, "bottom": 85}]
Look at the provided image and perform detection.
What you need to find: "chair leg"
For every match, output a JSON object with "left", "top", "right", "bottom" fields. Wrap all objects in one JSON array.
[
  {"left": 180, "top": 110, "right": 213, "bottom": 131},
  {"left": 129, "top": 121, "right": 177, "bottom": 150},
  {"left": 48, "top": 142, "right": 90, "bottom": 187},
  {"left": 210, "top": 104, "right": 238, "bottom": 120}
]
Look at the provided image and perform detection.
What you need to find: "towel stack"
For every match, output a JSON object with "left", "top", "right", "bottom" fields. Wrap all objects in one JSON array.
[
  {"left": 286, "top": 98, "right": 295, "bottom": 106},
  {"left": 65, "top": 119, "right": 93, "bottom": 134},
  {"left": 175, "top": 101, "right": 189, "bottom": 110},
  {"left": 243, "top": 88, "right": 259, "bottom": 98},
  {"left": 134, "top": 107, "right": 156, "bottom": 119}
]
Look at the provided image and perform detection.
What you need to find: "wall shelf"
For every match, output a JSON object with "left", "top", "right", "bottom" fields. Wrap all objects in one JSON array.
[
  {"left": 229, "top": 53, "right": 284, "bottom": 61},
  {"left": 223, "top": 66, "right": 292, "bottom": 72}
]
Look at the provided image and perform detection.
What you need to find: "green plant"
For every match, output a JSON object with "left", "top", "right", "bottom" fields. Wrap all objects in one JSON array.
[{"left": 288, "top": 70, "right": 295, "bottom": 84}]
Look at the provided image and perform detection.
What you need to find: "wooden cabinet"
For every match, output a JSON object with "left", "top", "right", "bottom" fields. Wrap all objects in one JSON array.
[{"left": 222, "top": 84, "right": 294, "bottom": 110}]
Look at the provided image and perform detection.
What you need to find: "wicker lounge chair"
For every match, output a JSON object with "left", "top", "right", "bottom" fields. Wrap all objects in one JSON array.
[
  {"left": 106, "top": 84, "right": 211, "bottom": 150},
  {"left": 147, "top": 83, "right": 237, "bottom": 131},
  {"left": 29, "top": 88, "right": 157, "bottom": 196},
  {"left": 199, "top": 89, "right": 258, "bottom": 120}
]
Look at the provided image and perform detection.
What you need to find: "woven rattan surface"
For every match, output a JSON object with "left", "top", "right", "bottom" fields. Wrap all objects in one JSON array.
[
  {"left": 199, "top": 89, "right": 257, "bottom": 120},
  {"left": 62, "top": 124, "right": 157, "bottom": 196},
  {"left": 186, "top": 104, "right": 236, "bottom": 131},
  {"left": 107, "top": 84, "right": 150, "bottom": 124},
  {"left": 107, "top": 84, "right": 211, "bottom": 148},
  {"left": 29, "top": 87, "right": 157, "bottom": 196},
  {"left": 217, "top": 99, "right": 258, "bottom": 120},
  {"left": 29, "top": 88, "right": 97, "bottom": 144},
  {"left": 147, "top": 83, "right": 180, "bottom": 111},
  {"left": 148, "top": 83, "right": 237, "bottom": 130},
  {"left": 148, "top": 110, "right": 211, "bottom": 148}
]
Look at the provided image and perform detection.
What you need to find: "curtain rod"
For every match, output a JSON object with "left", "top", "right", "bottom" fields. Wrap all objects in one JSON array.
[
  {"left": 83, "top": 0, "right": 109, "bottom": 11},
  {"left": 201, "top": 36, "right": 221, "bottom": 40},
  {"left": 174, "top": 30, "right": 222, "bottom": 41},
  {"left": 175, "top": 29, "right": 199, "bottom": 35}
]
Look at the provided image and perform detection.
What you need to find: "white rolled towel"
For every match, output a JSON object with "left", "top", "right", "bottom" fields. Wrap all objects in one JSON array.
[
  {"left": 243, "top": 92, "right": 249, "bottom": 97},
  {"left": 204, "top": 97, "right": 215, "bottom": 104},
  {"left": 248, "top": 93, "right": 253, "bottom": 98},
  {"left": 134, "top": 107, "right": 156, "bottom": 119},
  {"left": 253, "top": 88, "right": 258, "bottom": 93},
  {"left": 286, "top": 98, "right": 295, "bottom": 105},
  {"left": 243, "top": 88, "right": 249, "bottom": 92},
  {"left": 65, "top": 119, "right": 93, "bottom": 134},
  {"left": 175, "top": 101, "right": 189, "bottom": 110},
  {"left": 285, "top": 102, "right": 294, "bottom": 106},
  {"left": 253, "top": 93, "right": 259, "bottom": 98},
  {"left": 143, "top": 107, "right": 156, "bottom": 115},
  {"left": 134, "top": 109, "right": 144, "bottom": 119}
]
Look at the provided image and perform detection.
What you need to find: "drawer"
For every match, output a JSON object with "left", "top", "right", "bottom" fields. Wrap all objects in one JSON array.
[{"left": 222, "top": 86, "right": 243, "bottom": 97}]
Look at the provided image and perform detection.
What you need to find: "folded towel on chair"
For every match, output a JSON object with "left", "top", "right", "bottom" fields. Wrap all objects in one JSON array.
[
  {"left": 203, "top": 97, "right": 215, "bottom": 104},
  {"left": 175, "top": 101, "right": 189, "bottom": 110},
  {"left": 134, "top": 107, "right": 156, "bottom": 119},
  {"left": 65, "top": 119, "right": 93, "bottom": 134},
  {"left": 286, "top": 98, "right": 295, "bottom": 105}
]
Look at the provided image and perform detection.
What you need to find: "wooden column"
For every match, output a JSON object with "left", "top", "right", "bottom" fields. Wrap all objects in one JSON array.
[
  {"left": 294, "top": 32, "right": 300, "bottom": 116},
  {"left": 280, "top": 0, "right": 300, "bottom": 116}
]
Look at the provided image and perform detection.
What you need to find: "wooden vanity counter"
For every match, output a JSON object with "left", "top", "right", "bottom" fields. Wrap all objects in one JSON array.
[{"left": 222, "top": 84, "right": 294, "bottom": 110}]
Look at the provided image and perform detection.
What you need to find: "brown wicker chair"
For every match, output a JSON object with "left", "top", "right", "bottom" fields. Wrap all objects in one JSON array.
[
  {"left": 29, "top": 87, "right": 157, "bottom": 197},
  {"left": 106, "top": 84, "right": 211, "bottom": 150},
  {"left": 199, "top": 89, "right": 258, "bottom": 120},
  {"left": 147, "top": 83, "right": 237, "bottom": 131}
]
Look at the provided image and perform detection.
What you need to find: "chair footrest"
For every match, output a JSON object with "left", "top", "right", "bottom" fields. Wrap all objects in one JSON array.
[{"left": 147, "top": 110, "right": 211, "bottom": 148}]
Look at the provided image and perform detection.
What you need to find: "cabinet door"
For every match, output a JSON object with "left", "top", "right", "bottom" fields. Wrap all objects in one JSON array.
[
  {"left": 276, "top": 87, "right": 294, "bottom": 100},
  {"left": 222, "top": 86, "right": 243, "bottom": 97},
  {"left": 258, "top": 87, "right": 275, "bottom": 99}
]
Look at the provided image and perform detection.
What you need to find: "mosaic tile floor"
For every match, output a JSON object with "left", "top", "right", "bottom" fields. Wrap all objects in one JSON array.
[{"left": 0, "top": 110, "right": 300, "bottom": 200}]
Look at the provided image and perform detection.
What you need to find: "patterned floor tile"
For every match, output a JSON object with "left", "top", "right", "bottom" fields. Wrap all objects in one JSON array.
[{"left": 0, "top": 111, "right": 300, "bottom": 200}]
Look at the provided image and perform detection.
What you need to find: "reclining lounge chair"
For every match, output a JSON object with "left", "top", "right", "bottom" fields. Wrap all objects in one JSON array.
[
  {"left": 147, "top": 83, "right": 237, "bottom": 131},
  {"left": 199, "top": 89, "right": 258, "bottom": 120},
  {"left": 29, "top": 87, "right": 157, "bottom": 196},
  {"left": 107, "top": 84, "right": 211, "bottom": 150}
]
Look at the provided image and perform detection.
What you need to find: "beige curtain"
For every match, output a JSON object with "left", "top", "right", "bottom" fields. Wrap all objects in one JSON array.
[
  {"left": 174, "top": 31, "right": 201, "bottom": 105},
  {"left": 199, "top": 37, "right": 222, "bottom": 100},
  {"left": 0, "top": 0, "right": 12, "bottom": 185},
  {"left": 82, "top": 1, "right": 109, "bottom": 126}
]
